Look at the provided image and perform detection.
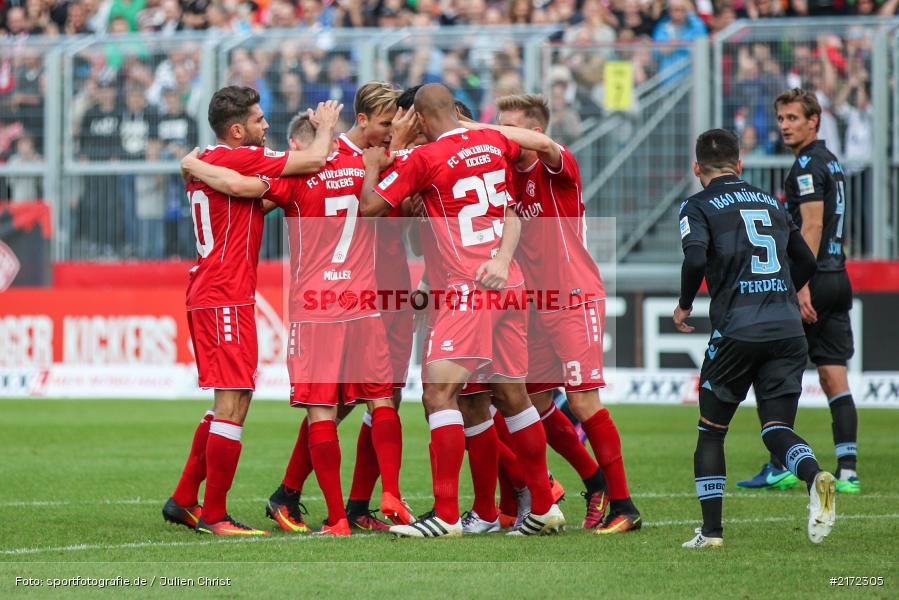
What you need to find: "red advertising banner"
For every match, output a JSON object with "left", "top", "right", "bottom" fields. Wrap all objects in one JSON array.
[{"left": 0, "top": 286, "right": 287, "bottom": 368}]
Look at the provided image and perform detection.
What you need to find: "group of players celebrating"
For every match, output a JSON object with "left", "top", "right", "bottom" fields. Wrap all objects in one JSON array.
[
  {"left": 159, "top": 77, "right": 857, "bottom": 546},
  {"left": 162, "top": 80, "right": 639, "bottom": 539}
]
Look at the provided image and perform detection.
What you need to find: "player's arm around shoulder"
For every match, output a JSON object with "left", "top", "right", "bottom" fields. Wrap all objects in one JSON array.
[
  {"left": 461, "top": 120, "right": 561, "bottom": 170},
  {"left": 281, "top": 100, "right": 343, "bottom": 176},
  {"left": 360, "top": 147, "right": 397, "bottom": 218},
  {"left": 181, "top": 148, "right": 269, "bottom": 198}
]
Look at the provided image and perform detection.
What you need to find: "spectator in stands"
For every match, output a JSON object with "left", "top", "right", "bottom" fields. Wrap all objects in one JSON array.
[
  {"left": 548, "top": 79, "right": 583, "bottom": 147},
  {"left": 6, "top": 134, "right": 42, "bottom": 202},
  {"left": 851, "top": 0, "right": 899, "bottom": 13},
  {"left": 63, "top": 1, "right": 95, "bottom": 35},
  {"left": 269, "top": 72, "right": 307, "bottom": 148},
  {"left": 739, "top": 124, "right": 768, "bottom": 157},
  {"left": 157, "top": 86, "right": 197, "bottom": 158},
  {"left": 653, "top": 0, "right": 706, "bottom": 80},
  {"left": 564, "top": 0, "right": 617, "bottom": 46},
  {"left": 135, "top": 139, "right": 166, "bottom": 258},
  {"left": 108, "top": 0, "right": 147, "bottom": 32},
  {"left": 614, "top": 0, "right": 657, "bottom": 41},
  {"left": 4, "top": 6, "right": 29, "bottom": 38}
]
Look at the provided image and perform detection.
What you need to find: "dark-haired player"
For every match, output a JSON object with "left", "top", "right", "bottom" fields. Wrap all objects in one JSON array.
[
  {"left": 181, "top": 112, "right": 414, "bottom": 536},
  {"left": 163, "top": 87, "right": 341, "bottom": 536},
  {"left": 738, "top": 89, "right": 860, "bottom": 494},
  {"left": 467, "top": 93, "right": 640, "bottom": 534},
  {"left": 675, "top": 129, "right": 835, "bottom": 548},
  {"left": 361, "top": 84, "right": 563, "bottom": 537}
]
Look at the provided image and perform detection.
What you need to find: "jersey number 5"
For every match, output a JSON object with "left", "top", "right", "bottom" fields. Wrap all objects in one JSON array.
[
  {"left": 455, "top": 169, "right": 508, "bottom": 247},
  {"left": 740, "top": 209, "right": 781, "bottom": 275}
]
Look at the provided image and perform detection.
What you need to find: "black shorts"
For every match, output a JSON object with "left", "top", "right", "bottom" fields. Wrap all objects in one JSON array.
[
  {"left": 700, "top": 336, "right": 807, "bottom": 404},
  {"left": 805, "top": 271, "right": 855, "bottom": 366}
]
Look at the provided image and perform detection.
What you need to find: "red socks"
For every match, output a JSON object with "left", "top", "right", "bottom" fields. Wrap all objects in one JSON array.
[
  {"left": 348, "top": 413, "right": 380, "bottom": 502},
  {"left": 540, "top": 405, "right": 598, "bottom": 480},
  {"left": 465, "top": 419, "right": 499, "bottom": 522},
  {"left": 203, "top": 419, "right": 243, "bottom": 523},
  {"left": 505, "top": 407, "right": 554, "bottom": 515},
  {"left": 429, "top": 409, "right": 465, "bottom": 523},
  {"left": 582, "top": 408, "right": 630, "bottom": 500},
  {"left": 370, "top": 406, "right": 403, "bottom": 498},
  {"left": 282, "top": 417, "right": 312, "bottom": 492},
  {"left": 493, "top": 411, "right": 527, "bottom": 489},
  {"left": 172, "top": 410, "right": 214, "bottom": 507},
  {"left": 308, "top": 420, "right": 346, "bottom": 524}
]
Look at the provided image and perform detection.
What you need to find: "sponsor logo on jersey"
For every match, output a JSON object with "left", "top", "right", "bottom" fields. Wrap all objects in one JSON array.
[
  {"left": 680, "top": 216, "right": 690, "bottom": 239},
  {"left": 797, "top": 174, "right": 814, "bottom": 196},
  {"left": 378, "top": 171, "right": 399, "bottom": 190},
  {"left": 798, "top": 156, "right": 811, "bottom": 168},
  {"left": 264, "top": 147, "right": 286, "bottom": 158}
]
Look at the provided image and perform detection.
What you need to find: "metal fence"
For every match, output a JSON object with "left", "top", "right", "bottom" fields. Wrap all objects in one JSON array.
[
  {"left": 543, "top": 40, "right": 707, "bottom": 263},
  {"left": 1, "top": 20, "right": 898, "bottom": 263},
  {"left": 714, "top": 18, "right": 897, "bottom": 260}
]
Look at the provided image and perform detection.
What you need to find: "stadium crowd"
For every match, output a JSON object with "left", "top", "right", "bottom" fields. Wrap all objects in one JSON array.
[
  {"left": 0, "top": 0, "right": 890, "bottom": 258},
  {"left": 2, "top": 0, "right": 896, "bottom": 40}
]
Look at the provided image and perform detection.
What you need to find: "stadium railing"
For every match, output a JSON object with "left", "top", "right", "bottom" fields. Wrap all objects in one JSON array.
[
  {"left": 714, "top": 17, "right": 899, "bottom": 261},
  {"left": 542, "top": 40, "right": 705, "bottom": 265}
]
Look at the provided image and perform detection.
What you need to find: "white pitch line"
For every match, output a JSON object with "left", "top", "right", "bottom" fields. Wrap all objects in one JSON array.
[
  {"left": 2, "top": 514, "right": 897, "bottom": 557},
  {"left": 644, "top": 513, "right": 899, "bottom": 528},
  {"left": 3, "top": 492, "right": 899, "bottom": 509},
  {"left": 0, "top": 531, "right": 378, "bottom": 557}
]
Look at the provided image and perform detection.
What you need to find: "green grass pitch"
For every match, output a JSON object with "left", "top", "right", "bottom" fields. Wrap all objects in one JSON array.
[{"left": 1, "top": 400, "right": 897, "bottom": 599}]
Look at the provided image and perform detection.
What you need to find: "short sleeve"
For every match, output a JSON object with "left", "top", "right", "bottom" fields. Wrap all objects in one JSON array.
[
  {"left": 679, "top": 200, "right": 709, "bottom": 249},
  {"left": 788, "top": 155, "right": 827, "bottom": 204},
  {"left": 262, "top": 176, "right": 304, "bottom": 208},
  {"left": 219, "top": 146, "right": 290, "bottom": 178},
  {"left": 375, "top": 149, "right": 428, "bottom": 207},
  {"left": 542, "top": 144, "right": 576, "bottom": 181}
]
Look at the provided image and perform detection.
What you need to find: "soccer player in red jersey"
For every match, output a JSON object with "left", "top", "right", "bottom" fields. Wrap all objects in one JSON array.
[
  {"left": 360, "top": 84, "right": 563, "bottom": 537},
  {"left": 181, "top": 113, "right": 413, "bottom": 536},
  {"left": 162, "top": 87, "right": 341, "bottom": 536},
  {"left": 331, "top": 82, "right": 423, "bottom": 531},
  {"left": 465, "top": 94, "right": 642, "bottom": 534}
]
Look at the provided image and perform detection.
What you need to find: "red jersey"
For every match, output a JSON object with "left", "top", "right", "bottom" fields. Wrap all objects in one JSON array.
[
  {"left": 375, "top": 128, "right": 523, "bottom": 289},
  {"left": 263, "top": 151, "right": 377, "bottom": 323},
  {"left": 336, "top": 134, "right": 412, "bottom": 308},
  {"left": 185, "top": 144, "right": 289, "bottom": 310},
  {"left": 510, "top": 145, "right": 605, "bottom": 311}
]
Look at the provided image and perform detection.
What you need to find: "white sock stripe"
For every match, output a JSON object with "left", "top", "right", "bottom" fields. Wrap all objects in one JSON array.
[
  {"left": 489, "top": 405, "right": 497, "bottom": 418},
  {"left": 539, "top": 405, "right": 557, "bottom": 420},
  {"left": 429, "top": 409, "right": 464, "bottom": 430},
  {"left": 505, "top": 406, "right": 540, "bottom": 433},
  {"left": 209, "top": 421, "right": 243, "bottom": 442},
  {"left": 464, "top": 419, "right": 494, "bottom": 438},
  {"left": 362, "top": 412, "right": 372, "bottom": 427}
]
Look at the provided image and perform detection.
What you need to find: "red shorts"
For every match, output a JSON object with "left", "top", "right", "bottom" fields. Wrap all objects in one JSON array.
[
  {"left": 288, "top": 317, "right": 393, "bottom": 407},
  {"left": 526, "top": 300, "right": 606, "bottom": 395},
  {"left": 425, "top": 284, "right": 528, "bottom": 382},
  {"left": 187, "top": 304, "right": 258, "bottom": 390},
  {"left": 382, "top": 309, "right": 414, "bottom": 388}
]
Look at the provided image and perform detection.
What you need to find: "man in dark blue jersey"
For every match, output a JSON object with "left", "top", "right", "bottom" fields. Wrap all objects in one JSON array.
[
  {"left": 674, "top": 129, "right": 835, "bottom": 549},
  {"left": 738, "top": 89, "right": 861, "bottom": 494}
]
